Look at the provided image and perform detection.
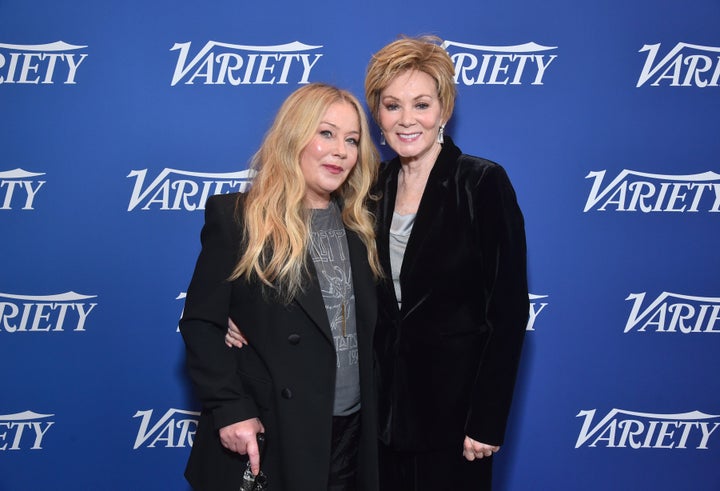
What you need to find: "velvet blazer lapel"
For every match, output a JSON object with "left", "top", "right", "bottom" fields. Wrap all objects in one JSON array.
[{"left": 377, "top": 138, "right": 463, "bottom": 315}]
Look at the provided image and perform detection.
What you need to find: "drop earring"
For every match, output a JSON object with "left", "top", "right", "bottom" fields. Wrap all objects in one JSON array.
[
  {"left": 437, "top": 124, "right": 445, "bottom": 144},
  {"left": 380, "top": 132, "right": 386, "bottom": 146}
]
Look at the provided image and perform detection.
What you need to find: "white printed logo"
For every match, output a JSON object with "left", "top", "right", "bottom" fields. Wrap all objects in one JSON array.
[
  {"left": 637, "top": 42, "right": 720, "bottom": 87},
  {"left": 584, "top": 169, "right": 720, "bottom": 212},
  {"left": 0, "top": 411, "right": 55, "bottom": 450},
  {"left": 441, "top": 40, "right": 557, "bottom": 86},
  {"left": 170, "top": 40, "right": 323, "bottom": 86},
  {"left": 176, "top": 292, "right": 186, "bottom": 332},
  {"left": 0, "top": 41, "right": 87, "bottom": 84},
  {"left": 624, "top": 292, "right": 720, "bottom": 334},
  {"left": 0, "top": 169, "right": 46, "bottom": 210},
  {"left": 576, "top": 408, "right": 720, "bottom": 449},
  {"left": 133, "top": 408, "right": 199, "bottom": 449},
  {"left": 0, "top": 291, "right": 98, "bottom": 333},
  {"left": 527, "top": 294, "right": 549, "bottom": 331},
  {"left": 127, "top": 168, "right": 255, "bottom": 211}
]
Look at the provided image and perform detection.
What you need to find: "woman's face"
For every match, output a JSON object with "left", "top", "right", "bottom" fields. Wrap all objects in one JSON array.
[
  {"left": 300, "top": 101, "right": 360, "bottom": 208},
  {"left": 378, "top": 69, "right": 444, "bottom": 164}
]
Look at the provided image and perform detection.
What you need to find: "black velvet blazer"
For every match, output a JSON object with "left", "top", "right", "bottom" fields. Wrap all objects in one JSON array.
[
  {"left": 180, "top": 193, "right": 379, "bottom": 491},
  {"left": 373, "top": 136, "right": 528, "bottom": 451}
]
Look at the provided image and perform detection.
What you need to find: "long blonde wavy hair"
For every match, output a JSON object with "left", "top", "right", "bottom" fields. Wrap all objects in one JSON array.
[{"left": 230, "top": 83, "right": 382, "bottom": 302}]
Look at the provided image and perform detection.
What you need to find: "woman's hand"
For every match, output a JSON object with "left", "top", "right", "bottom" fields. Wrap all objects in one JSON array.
[
  {"left": 225, "top": 317, "right": 249, "bottom": 348},
  {"left": 463, "top": 436, "right": 500, "bottom": 461},
  {"left": 219, "top": 417, "right": 265, "bottom": 475}
]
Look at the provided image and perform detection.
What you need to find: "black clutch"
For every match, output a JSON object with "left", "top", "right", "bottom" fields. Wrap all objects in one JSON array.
[{"left": 239, "top": 433, "right": 267, "bottom": 491}]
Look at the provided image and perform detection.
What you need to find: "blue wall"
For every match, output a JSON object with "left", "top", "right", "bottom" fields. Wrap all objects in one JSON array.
[{"left": 2, "top": 1, "right": 719, "bottom": 489}]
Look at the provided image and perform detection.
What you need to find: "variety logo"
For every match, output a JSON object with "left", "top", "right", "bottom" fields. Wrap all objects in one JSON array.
[
  {"left": 637, "top": 42, "right": 720, "bottom": 88},
  {"left": 0, "top": 411, "right": 55, "bottom": 450},
  {"left": 0, "top": 168, "right": 46, "bottom": 210},
  {"left": 576, "top": 408, "right": 720, "bottom": 449},
  {"left": 176, "top": 292, "right": 186, "bottom": 332},
  {"left": 441, "top": 40, "right": 557, "bottom": 86},
  {"left": 624, "top": 291, "right": 720, "bottom": 334},
  {"left": 133, "top": 408, "right": 199, "bottom": 449},
  {"left": 527, "top": 293, "right": 548, "bottom": 331},
  {"left": 170, "top": 40, "right": 323, "bottom": 86},
  {"left": 0, "top": 291, "right": 98, "bottom": 333},
  {"left": 0, "top": 41, "right": 87, "bottom": 84},
  {"left": 584, "top": 169, "right": 720, "bottom": 212},
  {"left": 127, "top": 168, "right": 255, "bottom": 211}
]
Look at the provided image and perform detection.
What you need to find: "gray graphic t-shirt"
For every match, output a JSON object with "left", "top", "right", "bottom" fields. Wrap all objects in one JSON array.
[{"left": 309, "top": 203, "right": 360, "bottom": 416}]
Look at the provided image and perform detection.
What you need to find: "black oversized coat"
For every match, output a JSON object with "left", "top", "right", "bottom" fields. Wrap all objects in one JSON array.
[
  {"left": 180, "top": 193, "right": 379, "bottom": 491},
  {"left": 373, "top": 136, "right": 529, "bottom": 452}
]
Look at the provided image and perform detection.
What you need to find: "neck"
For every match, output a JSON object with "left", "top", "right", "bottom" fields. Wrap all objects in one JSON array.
[
  {"left": 399, "top": 142, "right": 441, "bottom": 173},
  {"left": 399, "top": 142, "right": 442, "bottom": 180},
  {"left": 304, "top": 195, "right": 331, "bottom": 209}
]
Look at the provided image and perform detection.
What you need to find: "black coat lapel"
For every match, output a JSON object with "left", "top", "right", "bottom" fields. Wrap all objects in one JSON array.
[
  {"left": 293, "top": 227, "right": 375, "bottom": 345},
  {"left": 294, "top": 260, "right": 334, "bottom": 343},
  {"left": 346, "top": 229, "right": 376, "bottom": 337}
]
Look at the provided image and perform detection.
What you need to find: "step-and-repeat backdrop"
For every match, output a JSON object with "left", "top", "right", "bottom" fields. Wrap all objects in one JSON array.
[{"left": 2, "top": 1, "right": 718, "bottom": 489}]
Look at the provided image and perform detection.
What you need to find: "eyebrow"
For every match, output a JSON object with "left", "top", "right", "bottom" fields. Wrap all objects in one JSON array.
[
  {"left": 320, "top": 120, "right": 360, "bottom": 135},
  {"left": 381, "top": 94, "right": 433, "bottom": 101}
]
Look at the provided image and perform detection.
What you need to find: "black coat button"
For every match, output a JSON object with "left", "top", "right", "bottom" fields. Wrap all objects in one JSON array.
[
  {"left": 288, "top": 334, "right": 301, "bottom": 345},
  {"left": 281, "top": 388, "right": 293, "bottom": 399}
]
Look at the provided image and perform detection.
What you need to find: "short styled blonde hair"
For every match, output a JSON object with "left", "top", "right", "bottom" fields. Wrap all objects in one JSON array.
[{"left": 365, "top": 35, "right": 456, "bottom": 124}]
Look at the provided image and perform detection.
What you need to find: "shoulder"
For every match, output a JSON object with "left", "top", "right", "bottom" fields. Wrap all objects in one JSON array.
[
  {"left": 206, "top": 191, "right": 244, "bottom": 209},
  {"left": 436, "top": 136, "right": 507, "bottom": 185},
  {"left": 455, "top": 154, "right": 512, "bottom": 188},
  {"left": 201, "top": 193, "right": 248, "bottom": 242},
  {"left": 453, "top": 154, "right": 523, "bottom": 216},
  {"left": 205, "top": 192, "right": 245, "bottom": 218}
]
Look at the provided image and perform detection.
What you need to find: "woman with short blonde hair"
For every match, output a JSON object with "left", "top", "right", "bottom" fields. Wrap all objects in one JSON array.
[{"left": 366, "top": 36, "right": 528, "bottom": 491}]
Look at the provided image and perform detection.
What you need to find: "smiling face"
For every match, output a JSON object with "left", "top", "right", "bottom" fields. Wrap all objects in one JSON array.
[
  {"left": 299, "top": 101, "right": 360, "bottom": 208},
  {"left": 378, "top": 69, "right": 444, "bottom": 166}
]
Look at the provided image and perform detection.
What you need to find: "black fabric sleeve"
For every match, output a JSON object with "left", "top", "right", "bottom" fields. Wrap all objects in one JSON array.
[{"left": 179, "top": 194, "right": 260, "bottom": 430}]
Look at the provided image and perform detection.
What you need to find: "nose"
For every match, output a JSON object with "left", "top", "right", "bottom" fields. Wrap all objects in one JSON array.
[
  {"left": 334, "top": 138, "right": 348, "bottom": 159},
  {"left": 398, "top": 109, "right": 414, "bottom": 127}
]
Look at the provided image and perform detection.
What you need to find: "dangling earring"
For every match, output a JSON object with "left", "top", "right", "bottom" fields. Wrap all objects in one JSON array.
[
  {"left": 437, "top": 124, "right": 445, "bottom": 144},
  {"left": 380, "top": 132, "right": 386, "bottom": 146}
]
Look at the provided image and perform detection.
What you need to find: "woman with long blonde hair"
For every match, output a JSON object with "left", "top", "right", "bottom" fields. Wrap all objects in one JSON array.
[
  {"left": 180, "top": 83, "right": 382, "bottom": 491},
  {"left": 232, "top": 83, "right": 382, "bottom": 300}
]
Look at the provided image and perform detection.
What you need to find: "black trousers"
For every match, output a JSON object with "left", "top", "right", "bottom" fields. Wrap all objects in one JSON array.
[
  {"left": 328, "top": 411, "right": 361, "bottom": 491},
  {"left": 378, "top": 441, "right": 493, "bottom": 491}
]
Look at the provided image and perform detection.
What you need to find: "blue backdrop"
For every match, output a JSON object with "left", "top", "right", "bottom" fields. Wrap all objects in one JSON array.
[{"left": 2, "top": 0, "right": 719, "bottom": 489}]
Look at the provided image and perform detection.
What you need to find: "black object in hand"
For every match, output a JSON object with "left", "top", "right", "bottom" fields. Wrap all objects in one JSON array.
[{"left": 240, "top": 433, "right": 267, "bottom": 491}]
